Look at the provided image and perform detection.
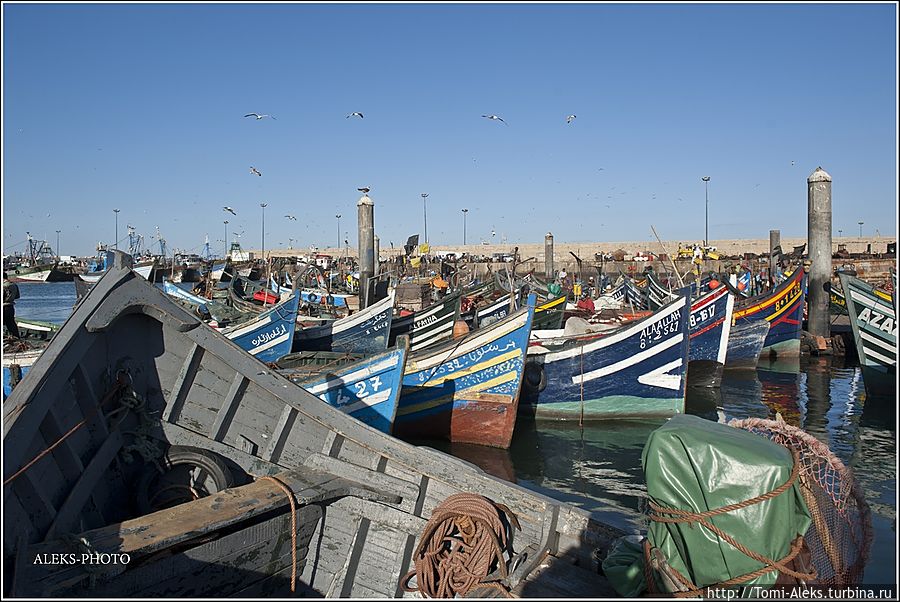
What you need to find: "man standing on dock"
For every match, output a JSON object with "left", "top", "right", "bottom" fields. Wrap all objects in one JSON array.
[{"left": 3, "top": 272, "right": 21, "bottom": 339}]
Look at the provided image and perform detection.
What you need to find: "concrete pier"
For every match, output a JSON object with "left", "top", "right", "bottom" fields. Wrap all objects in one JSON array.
[
  {"left": 769, "top": 229, "right": 781, "bottom": 287},
  {"left": 807, "top": 167, "right": 833, "bottom": 339},
  {"left": 358, "top": 192, "right": 375, "bottom": 309},
  {"left": 544, "top": 232, "right": 554, "bottom": 278}
]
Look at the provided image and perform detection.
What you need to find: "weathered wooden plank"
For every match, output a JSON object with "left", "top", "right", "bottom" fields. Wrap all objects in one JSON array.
[
  {"left": 514, "top": 554, "right": 619, "bottom": 598},
  {"left": 43, "top": 430, "right": 124, "bottom": 540},
  {"left": 303, "top": 453, "right": 420, "bottom": 502},
  {"left": 394, "top": 473, "right": 429, "bottom": 597},
  {"left": 162, "top": 341, "right": 204, "bottom": 423},
  {"left": 40, "top": 405, "right": 85, "bottom": 482},
  {"left": 87, "top": 509, "right": 321, "bottom": 597},
  {"left": 73, "top": 363, "right": 109, "bottom": 439},
  {"left": 262, "top": 405, "right": 297, "bottom": 462},
  {"left": 158, "top": 420, "right": 279, "bottom": 477},
  {"left": 209, "top": 372, "right": 248, "bottom": 441},
  {"left": 228, "top": 561, "right": 321, "bottom": 598}
]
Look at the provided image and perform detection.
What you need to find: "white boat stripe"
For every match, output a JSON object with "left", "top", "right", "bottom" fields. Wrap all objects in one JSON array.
[
  {"left": 247, "top": 332, "right": 291, "bottom": 355},
  {"left": 408, "top": 311, "right": 529, "bottom": 371},
  {"left": 862, "top": 347, "right": 895, "bottom": 366},
  {"left": 860, "top": 331, "right": 897, "bottom": 355},
  {"left": 308, "top": 291, "right": 395, "bottom": 337},
  {"left": 573, "top": 333, "right": 684, "bottom": 384},
  {"left": 225, "top": 314, "right": 274, "bottom": 338},
  {"left": 849, "top": 289, "right": 894, "bottom": 313},
  {"left": 546, "top": 296, "right": 686, "bottom": 362},
  {"left": 337, "top": 388, "right": 393, "bottom": 414}
]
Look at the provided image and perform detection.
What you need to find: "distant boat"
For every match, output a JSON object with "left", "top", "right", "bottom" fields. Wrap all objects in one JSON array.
[
  {"left": 293, "top": 290, "right": 395, "bottom": 354},
  {"left": 520, "top": 290, "right": 691, "bottom": 421},
  {"left": 219, "top": 289, "right": 301, "bottom": 363},
  {"left": 839, "top": 272, "right": 896, "bottom": 397},
  {"left": 394, "top": 295, "right": 536, "bottom": 449},
  {"left": 731, "top": 267, "right": 806, "bottom": 359},
  {"left": 2, "top": 319, "right": 61, "bottom": 398},
  {"left": 389, "top": 291, "right": 461, "bottom": 352}
]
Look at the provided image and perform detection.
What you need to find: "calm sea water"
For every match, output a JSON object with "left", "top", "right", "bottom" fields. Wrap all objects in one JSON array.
[{"left": 10, "top": 282, "right": 898, "bottom": 585}]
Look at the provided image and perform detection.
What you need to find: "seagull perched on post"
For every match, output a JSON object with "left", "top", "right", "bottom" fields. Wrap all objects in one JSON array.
[
  {"left": 223, "top": 206, "right": 237, "bottom": 216},
  {"left": 244, "top": 113, "right": 275, "bottom": 120},
  {"left": 357, "top": 186, "right": 371, "bottom": 194},
  {"left": 482, "top": 114, "right": 507, "bottom": 125},
  {"left": 566, "top": 114, "right": 577, "bottom": 124},
  {"left": 347, "top": 112, "right": 364, "bottom": 119},
  {"left": 250, "top": 166, "right": 262, "bottom": 177}
]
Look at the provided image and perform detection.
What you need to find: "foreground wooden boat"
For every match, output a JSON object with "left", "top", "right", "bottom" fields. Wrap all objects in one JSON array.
[
  {"left": 839, "top": 272, "right": 896, "bottom": 397},
  {"left": 293, "top": 290, "right": 395, "bottom": 354},
  {"left": 394, "top": 295, "right": 536, "bottom": 449},
  {"left": 521, "top": 290, "right": 691, "bottom": 420},
  {"left": 731, "top": 267, "right": 805, "bottom": 359},
  {"left": 3, "top": 252, "right": 624, "bottom": 598}
]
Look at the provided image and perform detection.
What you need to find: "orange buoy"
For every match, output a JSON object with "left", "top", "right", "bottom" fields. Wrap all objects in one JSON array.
[
  {"left": 708, "top": 279, "right": 720, "bottom": 289},
  {"left": 737, "top": 282, "right": 746, "bottom": 292},
  {"left": 452, "top": 320, "right": 470, "bottom": 339}
]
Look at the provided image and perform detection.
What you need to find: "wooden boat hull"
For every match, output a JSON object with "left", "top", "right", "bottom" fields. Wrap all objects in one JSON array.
[
  {"left": 686, "top": 285, "right": 735, "bottom": 388},
  {"left": 4, "top": 252, "right": 625, "bottom": 598},
  {"left": 839, "top": 272, "right": 896, "bottom": 397},
  {"left": 724, "top": 319, "right": 771, "bottom": 368},
  {"left": 474, "top": 292, "right": 515, "bottom": 328},
  {"left": 220, "top": 290, "right": 300, "bottom": 363},
  {"left": 521, "top": 292, "right": 691, "bottom": 420},
  {"left": 293, "top": 290, "right": 395, "bottom": 354},
  {"left": 277, "top": 344, "right": 408, "bottom": 434},
  {"left": 731, "top": 268, "right": 805, "bottom": 359},
  {"left": 532, "top": 294, "right": 567, "bottom": 330},
  {"left": 388, "top": 292, "right": 461, "bottom": 352},
  {"left": 394, "top": 296, "right": 536, "bottom": 449}
]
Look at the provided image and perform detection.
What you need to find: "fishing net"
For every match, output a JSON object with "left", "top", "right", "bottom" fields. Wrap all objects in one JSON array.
[{"left": 728, "top": 415, "right": 873, "bottom": 587}]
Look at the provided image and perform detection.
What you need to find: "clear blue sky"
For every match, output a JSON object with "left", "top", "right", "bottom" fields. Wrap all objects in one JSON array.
[{"left": 3, "top": 2, "right": 897, "bottom": 258}]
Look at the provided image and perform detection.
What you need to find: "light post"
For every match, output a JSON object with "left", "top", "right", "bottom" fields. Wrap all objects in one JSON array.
[
  {"left": 113, "top": 208, "right": 120, "bottom": 250},
  {"left": 224, "top": 221, "right": 229, "bottom": 259},
  {"left": 289, "top": 237, "right": 294, "bottom": 249},
  {"left": 858, "top": 221, "right": 864, "bottom": 238},
  {"left": 260, "top": 202, "right": 268, "bottom": 264},
  {"left": 462, "top": 208, "right": 468, "bottom": 245},
  {"left": 838, "top": 229, "right": 842, "bottom": 238},
  {"left": 56, "top": 230, "right": 61, "bottom": 260},
  {"left": 421, "top": 193, "right": 429, "bottom": 245},
  {"left": 701, "top": 176, "right": 710, "bottom": 247},
  {"left": 336, "top": 214, "right": 341, "bottom": 250}
]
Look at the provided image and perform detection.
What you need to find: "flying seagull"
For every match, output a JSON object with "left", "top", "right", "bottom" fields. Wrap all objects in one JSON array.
[
  {"left": 566, "top": 115, "right": 576, "bottom": 124},
  {"left": 347, "top": 112, "right": 364, "bottom": 119},
  {"left": 250, "top": 166, "right": 262, "bottom": 177},
  {"left": 284, "top": 215, "right": 297, "bottom": 221},
  {"left": 223, "top": 206, "right": 237, "bottom": 215},
  {"left": 482, "top": 114, "right": 507, "bottom": 125},
  {"left": 357, "top": 187, "right": 371, "bottom": 194},
  {"left": 244, "top": 113, "right": 275, "bottom": 120}
]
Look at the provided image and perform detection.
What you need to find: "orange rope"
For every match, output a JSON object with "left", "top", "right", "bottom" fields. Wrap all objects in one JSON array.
[{"left": 260, "top": 475, "right": 298, "bottom": 593}]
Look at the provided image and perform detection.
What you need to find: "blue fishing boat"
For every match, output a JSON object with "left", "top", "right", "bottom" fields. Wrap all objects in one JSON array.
[
  {"left": 520, "top": 290, "right": 691, "bottom": 420},
  {"left": 724, "top": 320, "right": 771, "bottom": 368},
  {"left": 299, "top": 288, "right": 351, "bottom": 308},
  {"left": 839, "top": 272, "right": 896, "bottom": 397},
  {"left": 731, "top": 267, "right": 806, "bottom": 358},
  {"left": 293, "top": 290, "right": 395, "bottom": 354},
  {"left": 161, "top": 278, "right": 251, "bottom": 326},
  {"left": 394, "top": 295, "right": 536, "bottom": 449},
  {"left": 685, "top": 284, "right": 735, "bottom": 388},
  {"left": 220, "top": 289, "right": 300, "bottom": 363},
  {"left": 473, "top": 292, "right": 515, "bottom": 328},
  {"left": 276, "top": 342, "right": 409, "bottom": 434}
]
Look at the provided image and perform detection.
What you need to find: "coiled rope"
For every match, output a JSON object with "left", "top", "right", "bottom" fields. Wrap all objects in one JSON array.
[
  {"left": 642, "top": 446, "right": 817, "bottom": 597},
  {"left": 400, "top": 493, "right": 518, "bottom": 598}
]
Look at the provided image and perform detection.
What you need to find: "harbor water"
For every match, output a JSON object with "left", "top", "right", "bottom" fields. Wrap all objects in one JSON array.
[{"left": 9, "top": 281, "right": 897, "bottom": 586}]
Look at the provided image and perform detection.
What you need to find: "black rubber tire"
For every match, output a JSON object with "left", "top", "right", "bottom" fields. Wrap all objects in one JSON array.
[
  {"left": 523, "top": 362, "right": 547, "bottom": 393},
  {"left": 136, "top": 445, "right": 233, "bottom": 514}
]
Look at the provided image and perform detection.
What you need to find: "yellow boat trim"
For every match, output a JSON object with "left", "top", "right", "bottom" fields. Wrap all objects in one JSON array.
[
  {"left": 874, "top": 289, "right": 892, "bottom": 303},
  {"left": 733, "top": 274, "right": 801, "bottom": 319},
  {"left": 764, "top": 289, "right": 803, "bottom": 322},
  {"left": 537, "top": 295, "right": 566, "bottom": 313},
  {"left": 398, "top": 371, "right": 518, "bottom": 416},
  {"left": 407, "top": 349, "right": 521, "bottom": 387}
]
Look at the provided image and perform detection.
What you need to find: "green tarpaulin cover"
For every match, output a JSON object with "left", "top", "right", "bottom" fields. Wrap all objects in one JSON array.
[{"left": 604, "top": 415, "right": 812, "bottom": 596}]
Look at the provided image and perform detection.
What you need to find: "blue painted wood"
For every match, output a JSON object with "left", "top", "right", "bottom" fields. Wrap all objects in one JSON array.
[
  {"left": 521, "top": 290, "right": 691, "bottom": 420},
  {"left": 732, "top": 268, "right": 806, "bottom": 358},
  {"left": 293, "top": 290, "right": 395, "bottom": 354},
  {"left": 475, "top": 292, "right": 515, "bottom": 328},
  {"left": 220, "top": 290, "right": 300, "bottom": 363},
  {"left": 278, "top": 345, "right": 408, "bottom": 434},
  {"left": 688, "top": 285, "right": 734, "bottom": 365},
  {"left": 394, "top": 294, "right": 536, "bottom": 448},
  {"left": 389, "top": 292, "right": 461, "bottom": 352}
]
